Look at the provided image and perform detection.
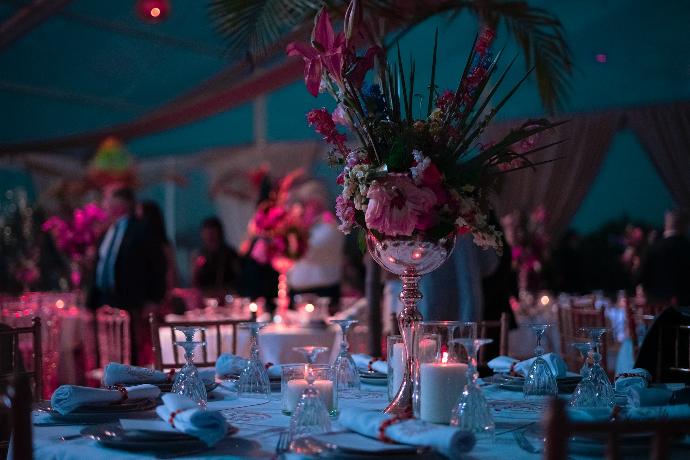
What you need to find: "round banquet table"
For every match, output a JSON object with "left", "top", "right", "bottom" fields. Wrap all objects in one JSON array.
[{"left": 30, "top": 382, "right": 690, "bottom": 459}]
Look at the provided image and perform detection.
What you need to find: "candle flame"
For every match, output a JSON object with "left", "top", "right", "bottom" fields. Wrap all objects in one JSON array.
[
  {"left": 441, "top": 351, "right": 449, "bottom": 364},
  {"left": 305, "top": 303, "right": 315, "bottom": 313},
  {"left": 249, "top": 302, "right": 258, "bottom": 312}
]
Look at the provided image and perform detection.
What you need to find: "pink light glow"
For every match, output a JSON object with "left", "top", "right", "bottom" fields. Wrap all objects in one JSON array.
[{"left": 595, "top": 54, "right": 607, "bottom": 63}]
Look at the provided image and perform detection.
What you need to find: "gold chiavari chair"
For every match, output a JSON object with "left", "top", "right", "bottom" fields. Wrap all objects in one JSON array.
[
  {"left": 0, "top": 317, "right": 43, "bottom": 401},
  {"left": 0, "top": 373, "right": 33, "bottom": 460},
  {"left": 149, "top": 315, "right": 250, "bottom": 371},
  {"left": 544, "top": 398, "right": 690, "bottom": 460},
  {"left": 558, "top": 305, "right": 609, "bottom": 372},
  {"left": 478, "top": 312, "right": 509, "bottom": 365}
]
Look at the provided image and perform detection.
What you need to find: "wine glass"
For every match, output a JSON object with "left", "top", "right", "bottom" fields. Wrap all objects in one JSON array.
[
  {"left": 572, "top": 342, "right": 593, "bottom": 377},
  {"left": 330, "top": 319, "right": 360, "bottom": 393},
  {"left": 450, "top": 338, "right": 495, "bottom": 439},
  {"left": 238, "top": 322, "right": 271, "bottom": 400},
  {"left": 523, "top": 324, "right": 558, "bottom": 398},
  {"left": 571, "top": 327, "right": 614, "bottom": 407},
  {"left": 289, "top": 346, "right": 331, "bottom": 440},
  {"left": 171, "top": 326, "right": 208, "bottom": 406}
]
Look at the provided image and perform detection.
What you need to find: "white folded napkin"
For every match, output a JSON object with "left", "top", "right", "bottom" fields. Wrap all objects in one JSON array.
[
  {"left": 215, "top": 353, "right": 281, "bottom": 379},
  {"left": 514, "top": 353, "right": 567, "bottom": 378},
  {"left": 155, "top": 393, "right": 228, "bottom": 447},
  {"left": 568, "top": 404, "right": 690, "bottom": 423},
  {"left": 352, "top": 354, "right": 387, "bottom": 374},
  {"left": 103, "top": 363, "right": 170, "bottom": 387},
  {"left": 487, "top": 356, "right": 518, "bottom": 374},
  {"left": 50, "top": 384, "right": 161, "bottom": 415},
  {"left": 338, "top": 408, "right": 475, "bottom": 459},
  {"left": 614, "top": 368, "right": 651, "bottom": 392}
]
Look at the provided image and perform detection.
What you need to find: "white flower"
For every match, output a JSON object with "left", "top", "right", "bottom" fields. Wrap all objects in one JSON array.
[{"left": 410, "top": 150, "right": 431, "bottom": 185}]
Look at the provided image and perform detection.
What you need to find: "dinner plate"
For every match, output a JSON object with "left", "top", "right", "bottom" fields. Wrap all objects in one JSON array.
[
  {"left": 82, "top": 423, "right": 237, "bottom": 452},
  {"left": 39, "top": 398, "right": 158, "bottom": 423},
  {"left": 490, "top": 374, "right": 582, "bottom": 393},
  {"left": 148, "top": 381, "right": 219, "bottom": 393},
  {"left": 293, "top": 432, "right": 434, "bottom": 459}
]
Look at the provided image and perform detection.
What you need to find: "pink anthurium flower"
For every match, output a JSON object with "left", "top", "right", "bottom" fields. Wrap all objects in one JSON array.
[{"left": 287, "top": 9, "right": 345, "bottom": 96}]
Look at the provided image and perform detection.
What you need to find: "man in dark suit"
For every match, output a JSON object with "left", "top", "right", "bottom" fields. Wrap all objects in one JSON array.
[
  {"left": 638, "top": 209, "right": 690, "bottom": 306},
  {"left": 87, "top": 187, "right": 166, "bottom": 364}
]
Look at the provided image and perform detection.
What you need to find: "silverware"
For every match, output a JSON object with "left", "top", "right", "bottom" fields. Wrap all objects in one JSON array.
[
  {"left": 513, "top": 430, "right": 542, "bottom": 454},
  {"left": 58, "top": 434, "right": 82, "bottom": 441},
  {"left": 496, "top": 421, "right": 536, "bottom": 436},
  {"left": 274, "top": 431, "right": 291, "bottom": 458}
]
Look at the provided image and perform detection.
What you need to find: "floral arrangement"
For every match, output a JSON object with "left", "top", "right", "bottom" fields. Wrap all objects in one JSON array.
[
  {"left": 502, "top": 206, "right": 550, "bottom": 291},
  {"left": 245, "top": 202, "right": 310, "bottom": 268},
  {"left": 42, "top": 203, "right": 107, "bottom": 287},
  {"left": 287, "top": 0, "right": 563, "bottom": 251}
]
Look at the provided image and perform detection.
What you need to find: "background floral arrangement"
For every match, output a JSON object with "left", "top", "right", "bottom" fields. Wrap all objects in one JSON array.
[
  {"left": 245, "top": 202, "right": 310, "bottom": 267},
  {"left": 287, "top": 0, "right": 564, "bottom": 251},
  {"left": 502, "top": 206, "right": 550, "bottom": 292}
]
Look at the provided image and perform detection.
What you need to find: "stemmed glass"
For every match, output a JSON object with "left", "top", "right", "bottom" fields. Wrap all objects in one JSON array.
[
  {"left": 330, "top": 319, "right": 360, "bottom": 393},
  {"left": 523, "top": 324, "right": 558, "bottom": 398},
  {"left": 572, "top": 342, "right": 593, "bottom": 377},
  {"left": 450, "top": 338, "right": 495, "bottom": 439},
  {"left": 289, "top": 346, "right": 331, "bottom": 440},
  {"left": 238, "top": 322, "right": 271, "bottom": 400},
  {"left": 571, "top": 328, "right": 614, "bottom": 407},
  {"left": 171, "top": 326, "right": 208, "bottom": 406}
]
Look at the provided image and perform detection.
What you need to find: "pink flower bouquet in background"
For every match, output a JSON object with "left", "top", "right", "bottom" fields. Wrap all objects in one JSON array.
[
  {"left": 245, "top": 201, "right": 309, "bottom": 269},
  {"left": 287, "top": 0, "right": 564, "bottom": 251},
  {"left": 42, "top": 202, "right": 107, "bottom": 288}
]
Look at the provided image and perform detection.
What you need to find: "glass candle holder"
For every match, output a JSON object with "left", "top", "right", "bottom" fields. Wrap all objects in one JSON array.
[
  {"left": 281, "top": 364, "right": 338, "bottom": 417},
  {"left": 413, "top": 321, "right": 476, "bottom": 424},
  {"left": 387, "top": 335, "right": 404, "bottom": 401}
]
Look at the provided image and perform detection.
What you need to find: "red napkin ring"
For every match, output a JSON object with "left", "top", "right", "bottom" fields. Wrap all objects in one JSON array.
[
  {"left": 168, "top": 409, "right": 184, "bottom": 428},
  {"left": 167, "top": 369, "right": 176, "bottom": 383},
  {"left": 265, "top": 362, "right": 274, "bottom": 370},
  {"left": 368, "top": 358, "right": 380, "bottom": 372},
  {"left": 115, "top": 386, "right": 129, "bottom": 402},
  {"left": 378, "top": 412, "right": 412, "bottom": 443}
]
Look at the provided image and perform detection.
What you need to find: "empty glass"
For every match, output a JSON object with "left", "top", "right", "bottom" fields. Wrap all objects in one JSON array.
[
  {"left": 289, "top": 346, "right": 332, "bottom": 441},
  {"left": 571, "top": 327, "right": 614, "bottom": 408},
  {"left": 450, "top": 338, "right": 495, "bottom": 439},
  {"left": 238, "top": 322, "right": 271, "bottom": 400},
  {"left": 523, "top": 324, "right": 558, "bottom": 398},
  {"left": 330, "top": 319, "right": 360, "bottom": 393},
  {"left": 572, "top": 342, "right": 593, "bottom": 377},
  {"left": 171, "top": 326, "right": 208, "bottom": 406}
]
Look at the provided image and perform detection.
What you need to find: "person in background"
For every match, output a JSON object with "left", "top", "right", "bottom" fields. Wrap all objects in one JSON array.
[
  {"left": 286, "top": 180, "right": 344, "bottom": 307},
  {"left": 138, "top": 200, "right": 178, "bottom": 293},
  {"left": 192, "top": 217, "right": 241, "bottom": 295},
  {"left": 87, "top": 187, "right": 166, "bottom": 365},
  {"left": 638, "top": 209, "right": 690, "bottom": 306}
]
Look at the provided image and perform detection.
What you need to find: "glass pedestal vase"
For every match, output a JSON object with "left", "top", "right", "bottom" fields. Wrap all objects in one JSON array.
[
  {"left": 366, "top": 231, "right": 456, "bottom": 416},
  {"left": 271, "top": 257, "right": 294, "bottom": 322}
]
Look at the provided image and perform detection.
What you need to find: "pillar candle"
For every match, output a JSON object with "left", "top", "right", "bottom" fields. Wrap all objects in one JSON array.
[
  {"left": 419, "top": 361, "right": 467, "bottom": 424},
  {"left": 390, "top": 342, "right": 406, "bottom": 397},
  {"left": 284, "top": 379, "right": 334, "bottom": 413},
  {"left": 418, "top": 338, "right": 438, "bottom": 363}
]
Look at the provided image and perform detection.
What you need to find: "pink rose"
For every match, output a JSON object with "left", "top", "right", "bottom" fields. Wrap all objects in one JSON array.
[
  {"left": 365, "top": 174, "right": 436, "bottom": 237},
  {"left": 335, "top": 195, "right": 356, "bottom": 233}
]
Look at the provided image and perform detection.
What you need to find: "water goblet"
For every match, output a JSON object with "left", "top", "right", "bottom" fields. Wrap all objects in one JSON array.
[
  {"left": 523, "top": 324, "right": 558, "bottom": 398},
  {"left": 171, "top": 326, "right": 208, "bottom": 406},
  {"left": 572, "top": 342, "right": 594, "bottom": 377},
  {"left": 571, "top": 327, "right": 614, "bottom": 407},
  {"left": 330, "top": 319, "right": 360, "bottom": 393},
  {"left": 289, "top": 346, "right": 332, "bottom": 441},
  {"left": 450, "top": 338, "right": 495, "bottom": 439},
  {"left": 238, "top": 322, "right": 271, "bottom": 400}
]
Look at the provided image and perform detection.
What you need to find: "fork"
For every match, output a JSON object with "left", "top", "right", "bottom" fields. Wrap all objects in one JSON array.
[
  {"left": 274, "top": 431, "right": 291, "bottom": 458},
  {"left": 513, "top": 430, "right": 542, "bottom": 454}
]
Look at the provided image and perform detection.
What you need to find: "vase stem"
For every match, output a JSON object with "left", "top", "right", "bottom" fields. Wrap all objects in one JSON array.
[
  {"left": 277, "top": 270, "right": 289, "bottom": 319},
  {"left": 384, "top": 267, "right": 423, "bottom": 416}
]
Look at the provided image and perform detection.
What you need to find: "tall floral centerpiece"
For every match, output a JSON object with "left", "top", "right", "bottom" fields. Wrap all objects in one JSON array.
[
  {"left": 244, "top": 201, "right": 310, "bottom": 320},
  {"left": 42, "top": 203, "right": 107, "bottom": 289},
  {"left": 287, "top": 0, "right": 563, "bottom": 415}
]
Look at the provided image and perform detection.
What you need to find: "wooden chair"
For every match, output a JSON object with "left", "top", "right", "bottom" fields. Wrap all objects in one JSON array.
[
  {"left": 654, "top": 324, "right": 690, "bottom": 383},
  {"left": 0, "top": 317, "right": 42, "bottom": 401},
  {"left": 558, "top": 306, "right": 609, "bottom": 372},
  {"left": 478, "top": 312, "right": 509, "bottom": 365},
  {"left": 0, "top": 373, "right": 33, "bottom": 460},
  {"left": 150, "top": 315, "right": 250, "bottom": 371},
  {"left": 95, "top": 306, "right": 131, "bottom": 367},
  {"left": 544, "top": 398, "right": 690, "bottom": 460}
]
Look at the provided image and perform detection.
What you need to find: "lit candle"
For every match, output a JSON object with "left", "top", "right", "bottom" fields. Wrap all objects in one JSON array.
[
  {"left": 419, "top": 352, "right": 467, "bottom": 424},
  {"left": 284, "top": 379, "right": 334, "bottom": 413},
  {"left": 418, "top": 338, "right": 438, "bottom": 363},
  {"left": 390, "top": 342, "right": 406, "bottom": 396}
]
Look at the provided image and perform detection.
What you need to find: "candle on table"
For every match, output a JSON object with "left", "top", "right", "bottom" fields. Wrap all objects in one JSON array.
[
  {"left": 390, "top": 342, "right": 406, "bottom": 396},
  {"left": 418, "top": 337, "right": 438, "bottom": 363},
  {"left": 419, "top": 352, "right": 467, "bottom": 424},
  {"left": 284, "top": 379, "right": 334, "bottom": 413}
]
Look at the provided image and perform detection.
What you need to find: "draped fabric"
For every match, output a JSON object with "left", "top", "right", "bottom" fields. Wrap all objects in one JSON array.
[
  {"left": 487, "top": 113, "right": 620, "bottom": 237},
  {"left": 627, "top": 102, "right": 690, "bottom": 210}
]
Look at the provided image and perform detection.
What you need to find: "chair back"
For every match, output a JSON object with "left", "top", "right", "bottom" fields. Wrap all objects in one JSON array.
[
  {"left": 655, "top": 324, "right": 690, "bottom": 382},
  {"left": 558, "top": 306, "right": 608, "bottom": 372},
  {"left": 0, "top": 317, "right": 42, "bottom": 401},
  {"left": 477, "top": 312, "right": 509, "bottom": 365},
  {"left": 0, "top": 373, "right": 33, "bottom": 460},
  {"left": 150, "top": 315, "right": 249, "bottom": 371},
  {"left": 95, "top": 306, "right": 131, "bottom": 367},
  {"left": 544, "top": 398, "right": 690, "bottom": 460}
]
